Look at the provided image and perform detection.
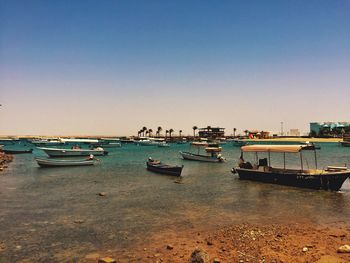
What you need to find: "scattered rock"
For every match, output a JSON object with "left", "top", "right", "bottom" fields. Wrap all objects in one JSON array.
[
  {"left": 206, "top": 240, "right": 213, "bottom": 246},
  {"left": 98, "top": 257, "right": 116, "bottom": 263},
  {"left": 337, "top": 244, "right": 350, "bottom": 253},
  {"left": 98, "top": 192, "right": 107, "bottom": 196},
  {"left": 74, "top": 219, "right": 85, "bottom": 224},
  {"left": 166, "top": 244, "right": 174, "bottom": 250},
  {"left": 15, "top": 245, "right": 22, "bottom": 250},
  {"left": 0, "top": 242, "right": 6, "bottom": 252},
  {"left": 213, "top": 258, "right": 221, "bottom": 263},
  {"left": 302, "top": 247, "right": 308, "bottom": 252},
  {"left": 189, "top": 248, "right": 210, "bottom": 263}
]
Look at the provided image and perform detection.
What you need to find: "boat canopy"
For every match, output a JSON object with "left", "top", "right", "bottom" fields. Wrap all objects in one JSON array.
[{"left": 240, "top": 144, "right": 311, "bottom": 153}]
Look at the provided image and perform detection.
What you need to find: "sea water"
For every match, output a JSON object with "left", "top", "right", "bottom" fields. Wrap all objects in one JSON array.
[{"left": 0, "top": 142, "right": 349, "bottom": 261}]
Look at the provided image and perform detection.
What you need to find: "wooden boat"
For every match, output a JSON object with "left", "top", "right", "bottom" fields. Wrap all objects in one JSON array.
[
  {"left": 35, "top": 157, "right": 95, "bottom": 167},
  {"left": 180, "top": 151, "right": 224, "bottom": 162},
  {"left": 146, "top": 159, "right": 183, "bottom": 176},
  {"left": 231, "top": 144, "right": 350, "bottom": 191},
  {"left": 180, "top": 141, "right": 225, "bottom": 163},
  {"left": 38, "top": 147, "right": 107, "bottom": 157},
  {"left": 31, "top": 139, "right": 64, "bottom": 146},
  {"left": 1, "top": 149, "right": 33, "bottom": 154}
]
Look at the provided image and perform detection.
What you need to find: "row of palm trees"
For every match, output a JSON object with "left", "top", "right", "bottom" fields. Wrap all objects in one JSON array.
[
  {"left": 137, "top": 126, "right": 245, "bottom": 138},
  {"left": 137, "top": 127, "right": 182, "bottom": 138},
  {"left": 137, "top": 126, "right": 200, "bottom": 138}
]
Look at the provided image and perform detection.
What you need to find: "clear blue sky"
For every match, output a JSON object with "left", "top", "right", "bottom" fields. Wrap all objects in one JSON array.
[{"left": 1, "top": 1, "right": 349, "bottom": 136}]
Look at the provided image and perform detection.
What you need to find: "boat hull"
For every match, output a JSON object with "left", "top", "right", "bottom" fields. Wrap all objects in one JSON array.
[
  {"left": 180, "top": 151, "right": 223, "bottom": 163},
  {"left": 38, "top": 147, "right": 107, "bottom": 157},
  {"left": 146, "top": 162, "right": 183, "bottom": 176},
  {"left": 36, "top": 158, "right": 94, "bottom": 167},
  {"left": 235, "top": 168, "right": 350, "bottom": 191}
]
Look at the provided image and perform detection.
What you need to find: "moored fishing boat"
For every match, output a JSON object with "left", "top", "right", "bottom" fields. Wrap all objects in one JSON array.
[
  {"left": 146, "top": 158, "right": 183, "bottom": 176},
  {"left": 31, "top": 139, "right": 64, "bottom": 146},
  {"left": 38, "top": 147, "right": 107, "bottom": 157},
  {"left": 35, "top": 157, "right": 95, "bottom": 167},
  {"left": 231, "top": 144, "right": 350, "bottom": 191},
  {"left": 138, "top": 138, "right": 166, "bottom": 146},
  {"left": 180, "top": 141, "right": 225, "bottom": 163}
]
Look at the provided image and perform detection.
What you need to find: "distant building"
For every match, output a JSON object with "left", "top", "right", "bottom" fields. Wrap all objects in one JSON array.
[
  {"left": 248, "top": 130, "right": 270, "bottom": 139},
  {"left": 289, "top": 129, "right": 300, "bottom": 137},
  {"left": 310, "top": 122, "right": 350, "bottom": 137},
  {"left": 198, "top": 127, "right": 225, "bottom": 139}
]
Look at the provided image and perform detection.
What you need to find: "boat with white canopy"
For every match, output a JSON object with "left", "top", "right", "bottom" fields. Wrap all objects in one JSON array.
[{"left": 231, "top": 144, "right": 350, "bottom": 191}]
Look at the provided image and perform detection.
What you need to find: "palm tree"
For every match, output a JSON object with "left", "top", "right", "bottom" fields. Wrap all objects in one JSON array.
[
  {"left": 244, "top": 130, "right": 249, "bottom": 137},
  {"left": 206, "top": 125, "right": 211, "bottom": 132},
  {"left": 157, "top": 126, "right": 162, "bottom": 137},
  {"left": 138, "top": 130, "right": 142, "bottom": 137},
  {"left": 179, "top": 130, "right": 182, "bottom": 138},
  {"left": 142, "top": 126, "right": 147, "bottom": 137},
  {"left": 145, "top": 130, "right": 149, "bottom": 137},
  {"left": 148, "top": 129, "right": 153, "bottom": 137},
  {"left": 192, "top": 126, "right": 198, "bottom": 138},
  {"left": 233, "top": 128, "right": 237, "bottom": 137},
  {"left": 165, "top": 130, "right": 169, "bottom": 138},
  {"left": 169, "top": 129, "right": 174, "bottom": 138}
]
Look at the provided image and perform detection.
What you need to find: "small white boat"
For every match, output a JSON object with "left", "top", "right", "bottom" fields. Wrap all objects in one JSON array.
[
  {"left": 36, "top": 157, "right": 95, "bottom": 167},
  {"left": 180, "top": 151, "right": 224, "bottom": 162},
  {"left": 138, "top": 138, "right": 166, "bottom": 146},
  {"left": 38, "top": 147, "right": 107, "bottom": 157},
  {"left": 180, "top": 141, "right": 225, "bottom": 163}
]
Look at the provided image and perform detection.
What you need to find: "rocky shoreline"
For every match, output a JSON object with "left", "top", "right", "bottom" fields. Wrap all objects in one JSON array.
[
  {"left": 89, "top": 222, "right": 350, "bottom": 263},
  {"left": 0, "top": 152, "right": 12, "bottom": 172}
]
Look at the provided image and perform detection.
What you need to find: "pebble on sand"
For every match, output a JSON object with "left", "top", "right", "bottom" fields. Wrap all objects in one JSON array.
[
  {"left": 189, "top": 248, "right": 210, "bottom": 263},
  {"left": 98, "top": 257, "right": 116, "bottom": 263},
  {"left": 166, "top": 244, "right": 174, "bottom": 250},
  {"left": 337, "top": 244, "right": 350, "bottom": 253}
]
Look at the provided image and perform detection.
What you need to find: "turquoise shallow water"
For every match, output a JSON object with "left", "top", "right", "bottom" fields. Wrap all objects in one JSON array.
[{"left": 0, "top": 142, "right": 349, "bottom": 261}]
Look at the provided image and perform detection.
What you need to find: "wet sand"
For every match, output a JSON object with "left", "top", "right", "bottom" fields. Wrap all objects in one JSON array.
[{"left": 87, "top": 222, "right": 350, "bottom": 263}]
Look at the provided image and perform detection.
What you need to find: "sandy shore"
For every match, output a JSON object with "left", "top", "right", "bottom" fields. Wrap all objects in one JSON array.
[
  {"left": 0, "top": 152, "right": 13, "bottom": 172},
  {"left": 78, "top": 222, "right": 350, "bottom": 263}
]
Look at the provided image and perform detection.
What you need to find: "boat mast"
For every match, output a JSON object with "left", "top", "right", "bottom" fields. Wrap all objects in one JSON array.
[
  {"left": 300, "top": 151, "right": 304, "bottom": 171},
  {"left": 314, "top": 148, "right": 318, "bottom": 170}
]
